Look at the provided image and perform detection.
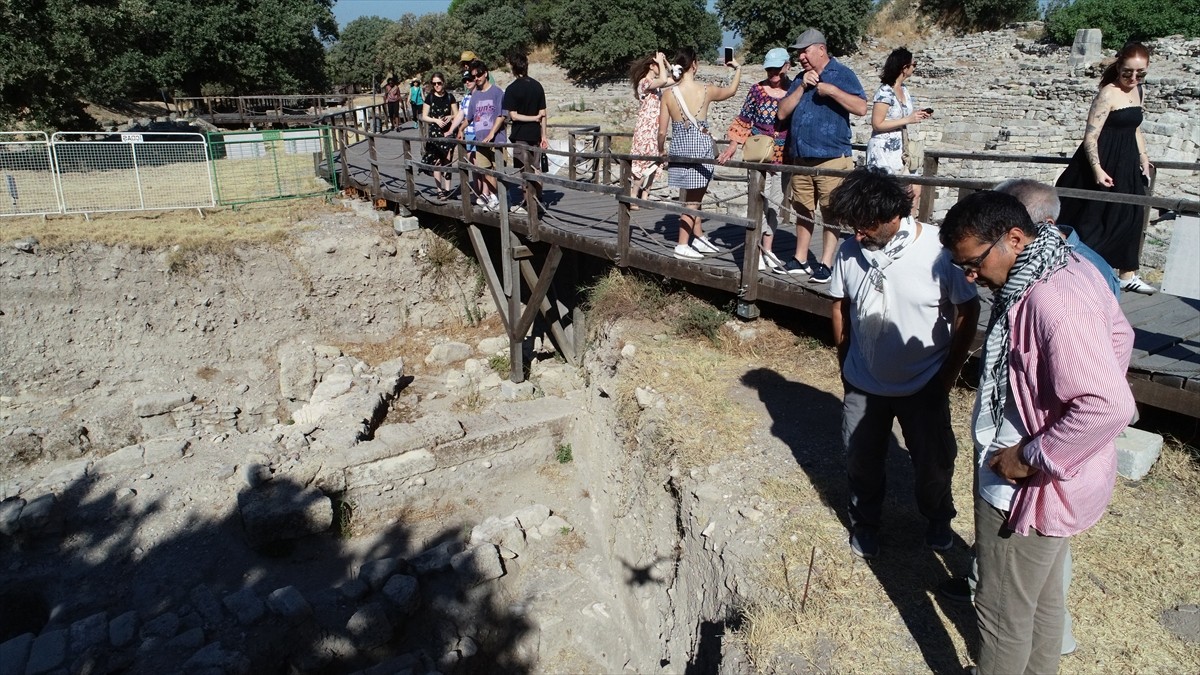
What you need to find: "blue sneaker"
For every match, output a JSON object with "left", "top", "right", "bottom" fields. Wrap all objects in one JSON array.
[
  {"left": 783, "top": 257, "right": 812, "bottom": 276},
  {"left": 849, "top": 527, "right": 879, "bottom": 559},
  {"left": 810, "top": 262, "right": 832, "bottom": 284}
]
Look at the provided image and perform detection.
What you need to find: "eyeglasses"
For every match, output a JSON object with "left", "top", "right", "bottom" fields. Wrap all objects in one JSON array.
[
  {"left": 952, "top": 233, "right": 1004, "bottom": 273},
  {"left": 473, "top": 73, "right": 487, "bottom": 81},
  {"left": 1119, "top": 68, "right": 1148, "bottom": 79},
  {"left": 431, "top": 81, "right": 444, "bottom": 86}
]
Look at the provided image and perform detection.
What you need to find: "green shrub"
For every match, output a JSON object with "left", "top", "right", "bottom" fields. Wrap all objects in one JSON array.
[
  {"left": 674, "top": 301, "right": 729, "bottom": 344},
  {"left": 1045, "top": 0, "right": 1200, "bottom": 49},
  {"left": 921, "top": 0, "right": 1038, "bottom": 31},
  {"left": 556, "top": 443, "right": 573, "bottom": 463}
]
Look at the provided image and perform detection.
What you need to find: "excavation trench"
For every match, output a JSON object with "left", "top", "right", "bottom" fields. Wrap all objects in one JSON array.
[{"left": 0, "top": 212, "right": 748, "bottom": 673}]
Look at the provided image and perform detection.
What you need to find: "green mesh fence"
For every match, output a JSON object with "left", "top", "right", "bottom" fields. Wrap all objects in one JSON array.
[{"left": 207, "top": 127, "right": 337, "bottom": 205}]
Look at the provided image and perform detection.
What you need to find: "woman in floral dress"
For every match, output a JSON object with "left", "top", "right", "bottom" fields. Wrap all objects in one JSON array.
[
  {"left": 866, "top": 48, "right": 930, "bottom": 201},
  {"left": 628, "top": 52, "right": 672, "bottom": 206}
]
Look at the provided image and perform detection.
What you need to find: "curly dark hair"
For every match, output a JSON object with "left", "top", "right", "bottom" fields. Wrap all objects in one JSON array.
[
  {"left": 827, "top": 166, "right": 912, "bottom": 232},
  {"left": 940, "top": 191, "right": 1036, "bottom": 250},
  {"left": 880, "top": 47, "right": 913, "bottom": 86}
]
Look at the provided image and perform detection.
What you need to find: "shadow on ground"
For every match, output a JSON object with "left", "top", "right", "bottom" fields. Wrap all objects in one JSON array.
[
  {"left": 742, "top": 367, "right": 979, "bottom": 674},
  {"left": 0, "top": 472, "right": 534, "bottom": 673}
]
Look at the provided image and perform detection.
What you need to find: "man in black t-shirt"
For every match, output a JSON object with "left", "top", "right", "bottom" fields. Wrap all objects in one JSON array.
[{"left": 502, "top": 50, "right": 547, "bottom": 214}]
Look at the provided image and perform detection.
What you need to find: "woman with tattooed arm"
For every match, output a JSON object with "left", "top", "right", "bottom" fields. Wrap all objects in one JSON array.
[{"left": 1055, "top": 42, "right": 1155, "bottom": 294}]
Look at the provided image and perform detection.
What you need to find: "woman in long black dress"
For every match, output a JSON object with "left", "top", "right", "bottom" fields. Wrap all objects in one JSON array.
[
  {"left": 421, "top": 72, "right": 459, "bottom": 200},
  {"left": 1056, "top": 42, "right": 1155, "bottom": 294}
]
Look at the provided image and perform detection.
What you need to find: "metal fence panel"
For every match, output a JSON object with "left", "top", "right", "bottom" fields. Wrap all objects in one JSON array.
[
  {"left": 207, "top": 127, "right": 336, "bottom": 205},
  {"left": 51, "top": 132, "right": 214, "bottom": 214},
  {"left": 0, "top": 132, "right": 61, "bottom": 216}
]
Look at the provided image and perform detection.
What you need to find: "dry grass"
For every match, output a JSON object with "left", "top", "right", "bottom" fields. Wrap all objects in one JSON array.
[
  {"left": 867, "top": 0, "right": 930, "bottom": 46},
  {"left": 0, "top": 196, "right": 337, "bottom": 254}
]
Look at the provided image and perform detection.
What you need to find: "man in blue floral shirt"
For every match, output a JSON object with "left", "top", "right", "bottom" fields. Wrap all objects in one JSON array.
[{"left": 778, "top": 28, "right": 868, "bottom": 283}]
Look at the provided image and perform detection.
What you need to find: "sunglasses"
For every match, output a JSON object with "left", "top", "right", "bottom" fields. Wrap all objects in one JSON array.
[
  {"left": 952, "top": 233, "right": 1004, "bottom": 273},
  {"left": 1119, "top": 68, "right": 1148, "bottom": 79},
  {"left": 432, "top": 81, "right": 444, "bottom": 85}
]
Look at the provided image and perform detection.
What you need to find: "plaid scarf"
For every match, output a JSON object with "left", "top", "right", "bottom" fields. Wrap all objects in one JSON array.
[{"left": 980, "top": 224, "right": 1073, "bottom": 427}]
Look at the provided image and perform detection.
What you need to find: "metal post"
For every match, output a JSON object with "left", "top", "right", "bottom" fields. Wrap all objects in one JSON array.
[{"left": 130, "top": 142, "right": 145, "bottom": 210}]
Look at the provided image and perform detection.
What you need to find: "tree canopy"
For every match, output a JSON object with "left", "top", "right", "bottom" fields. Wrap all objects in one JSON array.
[
  {"left": 1, "top": 0, "right": 337, "bottom": 129},
  {"left": 375, "top": 13, "right": 476, "bottom": 82},
  {"left": 551, "top": 0, "right": 721, "bottom": 82},
  {"left": 1045, "top": 0, "right": 1200, "bottom": 48},
  {"left": 716, "top": 0, "right": 872, "bottom": 58},
  {"left": 326, "top": 16, "right": 395, "bottom": 89}
]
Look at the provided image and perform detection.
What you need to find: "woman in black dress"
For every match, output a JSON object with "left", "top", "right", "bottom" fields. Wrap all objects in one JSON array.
[
  {"left": 1056, "top": 42, "right": 1155, "bottom": 294},
  {"left": 421, "top": 72, "right": 459, "bottom": 200}
]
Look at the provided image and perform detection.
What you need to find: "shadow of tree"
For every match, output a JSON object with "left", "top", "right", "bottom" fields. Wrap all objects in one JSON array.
[
  {"left": 741, "top": 367, "right": 978, "bottom": 674},
  {"left": 1, "top": 471, "right": 535, "bottom": 673}
]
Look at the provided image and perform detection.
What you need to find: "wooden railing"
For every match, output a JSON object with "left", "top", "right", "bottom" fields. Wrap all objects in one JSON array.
[{"left": 176, "top": 95, "right": 356, "bottom": 125}]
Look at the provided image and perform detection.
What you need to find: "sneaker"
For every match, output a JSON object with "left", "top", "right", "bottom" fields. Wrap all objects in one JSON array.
[
  {"left": 810, "top": 262, "right": 832, "bottom": 284},
  {"left": 673, "top": 243, "right": 704, "bottom": 260},
  {"left": 849, "top": 527, "right": 879, "bottom": 560},
  {"left": 1121, "top": 274, "right": 1157, "bottom": 294},
  {"left": 783, "top": 257, "right": 812, "bottom": 276},
  {"left": 926, "top": 520, "right": 954, "bottom": 551},
  {"left": 937, "top": 576, "right": 974, "bottom": 604},
  {"left": 692, "top": 236, "right": 721, "bottom": 256},
  {"left": 759, "top": 250, "right": 787, "bottom": 274},
  {"left": 510, "top": 204, "right": 528, "bottom": 215}
]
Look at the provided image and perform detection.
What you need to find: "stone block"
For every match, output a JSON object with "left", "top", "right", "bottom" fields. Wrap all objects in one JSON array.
[
  {"left": 477, "top": 337, "right": 508, "bottom": 355},
  {"left": 450, "top": 545, "right": 506, "bottom": 585},
  {"left": 358, "top": 557, "right": 400, "bottom": 590},
  {"left": 513, "top": 504, "right": 550, "bottom": 531},
  {"left": 25, "top": 629, "right": 67, "bottom": 675},
  {"left": 345, "top": 449, "right": 435, "bottom": 488},
  {"left": 279, "top": 343, "right": 316, "bottom": 402},
  {"left": 470, "top": 515, "right": 521, "bottom": 546},
  {"left": 188, "top": 584, "right": 224, "bottom": 627},
  {"left": 68, "top": 611, "right": 108, "bottom": 655},
  {"left": 266, "top": 586, "right": 312, "bottom": 622},
  {"left": 38, "top": 460, "right": 90, "bottom": 489},
  {"left": 165, "top": 627, "right": 205, "bottom": 650},
  {"left": 17, "top": 493, "right": 57, "bottom": 533},
  {"left": 109, "top": 610, "right": 139, "bottom": 647},
  {"left": 134, "top": 391, "right": 194, "bottom": 417},
  {"left": 394, "top": 216, "right": 420, "bottom": 234},
  {"left": 539, "top": 515, "right": 572, "bottom": 537},
  {"left": 425, "top": 341, "right": 473, "bottom": 367},
  {"left": 337, "top": 578, "right": 369, "bottom": 601},
  {"left": 0, "top": 633, "right": 33, "bottom": 675},
  {"left": 408, "top": 540, "right": 467, "bottom": 575},
  {"left": 183, "top": 642, "right": 249, "bottom": 673},
  {"left": 382, "top": 575, "right": 420, "bottom": 615},
  {"left": 141, "top": 612, "right": 180, "bottom": 640},
  {"left": 143, "top": 438, "right": 189, "bottom": 465},
  {"left": 363, "top": 413, "right": 464, "bottom": 461},
  {"left": 347, "top": 602, "right": 393, "bottom": 649},
  {"left": 94, "top": 444, "right": 144, "bottom": 474},
  {"left": 0, "top": 497, "right": 25, "bottom": 535},
  {"left": 500, "top": 379, "right": 535, "bottom": 400},
  {"left": 1116, "top": 426, "right": 1162, "bottom": 480},
  {"left": 222, "top": 588, "right": 265, "bottom": 626},
  {"left": 1069, "top": 29, "right": 1104, "bottom": 67},
  {"left": 238, "top": 483, "right": 333, "bottom": 546}
]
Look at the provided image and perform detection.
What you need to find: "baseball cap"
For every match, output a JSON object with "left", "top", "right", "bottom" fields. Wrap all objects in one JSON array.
[
  {"left": 790, "top": 29, "right": 826, "bottom": 52},
  {"left": 460, "top": 50, "right": 478, "bottom": 63},
  {"left": 763, "top": 48, "right": 789, "bottom": 69}
]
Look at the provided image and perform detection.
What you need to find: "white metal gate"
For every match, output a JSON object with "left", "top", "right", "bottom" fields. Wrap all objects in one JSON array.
[
  {"left": 0, "top": 132, "right": 60, "bottom": 216},
  {"left": 50, "top": 132, "right": 215, "bottom": 214}
]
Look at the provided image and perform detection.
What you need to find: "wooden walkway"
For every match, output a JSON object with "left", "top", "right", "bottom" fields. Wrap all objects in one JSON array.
[{"left": 330, "top": 126, "right": 1200, "bottom": 417}]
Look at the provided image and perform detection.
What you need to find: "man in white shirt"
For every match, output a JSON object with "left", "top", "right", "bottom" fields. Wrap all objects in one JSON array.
[{"left": 827, "top": 167, "right": 980, "bottom": 559}]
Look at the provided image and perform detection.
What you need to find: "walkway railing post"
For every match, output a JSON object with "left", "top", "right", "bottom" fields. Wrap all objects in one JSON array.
[
  {"left": 568, "top": 131, "right": 578, "bottom": 181},
  {"left": 739, "top": 169, "right": 765, "bottom": 319},
  {"left": 1138, "top": 168, "right": 1156, "bottom": 265},
  {"left": 338, "top": 128, "right": 350, "bottom": 194},
  {"left": 368, "top": 134, "right": 381, "bottom": 198},
  {"left": 602, "top": 135, "right": 612, "bottom": 185},
  {"left": 459, "top": 150, "right": 472, "bottom": 220},
  {"left": 918, "top": 154, "right": 939, "bottom": 221},
  {"left": 402, "top": 138, "right": 416, "bottom": 208},
  {"left": 617, "top": 157, "right": 632, "bottom": 267},
  {"left": 522, "top": 145, "right": 541, "bottom": 242}
]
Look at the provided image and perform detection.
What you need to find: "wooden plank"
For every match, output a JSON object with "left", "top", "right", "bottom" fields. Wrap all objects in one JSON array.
[
  {"left": 515, "top": 245, "right": 564, "bottom": 339},
  {"left": 518, "top": 258, "right": 577, "bottom": 365},
  {"left": 466, "top": 225, "right": 510, "bottom": 332},
  {"left": 1128, "top": 376, "right": 1200, "bottom": 417}
]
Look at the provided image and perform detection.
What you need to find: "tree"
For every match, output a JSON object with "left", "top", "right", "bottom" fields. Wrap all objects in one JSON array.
[
  {"left": 375, "top": 13, "right": 476, "bottom": 81},
  {"left": 921, "top": 0, "right": 1039, "bottom": 31},
  {"left": 1045, "top": 0, "right": 1200, "bottom": 48},
  {"left": 551, "top": 0, "right": 721, "bottom": 83},
  {"left": 717, "top": 0, "right": 872, "bottom": 58},
  {"left": 326, "top": 16, "right": 395, "bottom": 89},
  {"left": 448, "top": 0, "right": 536, "bottom": 66}
]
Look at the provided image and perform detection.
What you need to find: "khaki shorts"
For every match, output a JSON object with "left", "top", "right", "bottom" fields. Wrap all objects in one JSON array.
[
  {"left": 790, "top": 156, "right": 854, "bottom": 212},
  {"left": 474, "top": 146, "right": 508, "bottom": 169}
]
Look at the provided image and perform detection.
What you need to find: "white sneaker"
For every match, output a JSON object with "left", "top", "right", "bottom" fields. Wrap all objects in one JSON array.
[
  {"left": 692, "top": 236, "right": 721, "bottom": 256},
  {"left": 1121, "top": 274, "right": 1157, "bottom": 294},
  {"left": 673, "top": 244, "right": 704, "bottom": 260},
  {"left": 762, "top": 250, "right": 788, "bottom": 275},
  {"left": 510, "top": 204, "right": 528, "bottom": 215}
]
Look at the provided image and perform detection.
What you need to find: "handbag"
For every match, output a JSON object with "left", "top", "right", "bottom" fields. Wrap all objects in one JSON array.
[
  {"left": 742, "top": 134, "right": 775, "bottom": 163},
  {"left": 901, "top": 127, "right": 923, "bottom": 173}
]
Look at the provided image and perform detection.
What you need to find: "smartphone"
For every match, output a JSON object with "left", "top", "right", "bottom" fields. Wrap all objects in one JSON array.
[
  {"left": 922, "top": 107, "right": 934, "bottom": 115},
  {"left": 723, "top": 47, "right": 734, "bottom": 64}
]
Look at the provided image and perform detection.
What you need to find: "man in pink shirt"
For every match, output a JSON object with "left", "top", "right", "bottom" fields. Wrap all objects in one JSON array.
[{"left": 940, "top": 191, "right": 1135, "bottom": 675}]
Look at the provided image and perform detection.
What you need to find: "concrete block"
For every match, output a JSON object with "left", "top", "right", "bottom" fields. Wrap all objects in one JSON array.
[
  {"left": 394, "top": 216, "right": 420, "bottom": 234},
  {"left": 1116, "top": 426, "right": 1163, "bottom": 480}
]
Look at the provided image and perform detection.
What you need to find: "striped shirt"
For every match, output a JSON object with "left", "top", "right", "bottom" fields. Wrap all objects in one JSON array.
[{"left": 982, "top": 256, "right": 1135, "bottom": 537}]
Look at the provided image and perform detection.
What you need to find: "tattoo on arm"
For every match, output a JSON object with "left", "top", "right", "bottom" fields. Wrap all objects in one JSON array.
[{"left": 1083, "top": 94, "right": 1109, "bottom": 166}]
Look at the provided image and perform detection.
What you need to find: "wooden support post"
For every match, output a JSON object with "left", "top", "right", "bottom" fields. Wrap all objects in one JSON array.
[
  {"left": 402, "top": 138, "right": 415, "bottom": 208},
  {"left": 498, "top": 150, "right": 512, "bottom": 298},
  {"left": 918, "top": 154, "right": 939, "bottom": 221},
  {"left": 740, "top": 169, "right": 765, "bottom": 315},
  {"left": 602, "top": 135, "right": 612, "bottom": 185},
  {"left": 518, "top": 250, "right": 577, "bottom": 365},
  {"left": 338, "top": 130, "right": 350, "bottom": 193},
  {"left": 514, "top": 245, "right": 563, "bottom": 340},
  {"left": 505, "top": 230, "right": 524, "bottom": 384},
  {"left": 617, "top": 157, "right": 632, "bottom": 267},
  {"left": 521, "top": 145, "right": 541, "bottom": 242},
  {"left": 368, "top": 135, "right": 380, "bottom": 197},
  {"left": 1138, "top": 168, "right": 1156, "bottom": 265},
  {"left": 466, "top": 225, "right": 510, "bottom": 333},
  {"left": 568, "top": 131, "right": 578, "bottom": 181},
  {"left": 459, "top": 161, "right": 472, "bottom": 221}
]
